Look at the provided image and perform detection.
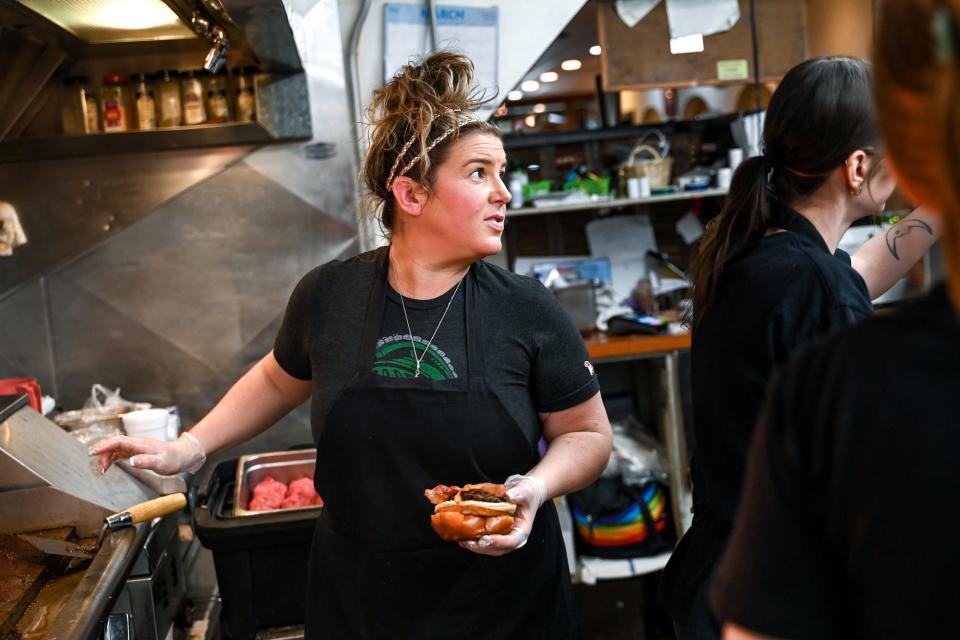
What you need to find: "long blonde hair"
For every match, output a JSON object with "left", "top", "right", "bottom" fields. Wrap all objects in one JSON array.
[
  {"left": 875, "top": 0, "right": 960, "bottom": 310},
  {"left": 361, "top": 51, "right": 500, "bottom": 233}
]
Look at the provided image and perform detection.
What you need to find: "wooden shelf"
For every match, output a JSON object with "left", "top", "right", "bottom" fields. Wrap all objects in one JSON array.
[
  {"left": 585, "top": 331, "right": 691, "bottom": 362},
  {"left": 0, "top": 121, "right": 306, "bottom": 163},
  {"left": 507, "top": 188, "right": 727, "bottom": 217}
]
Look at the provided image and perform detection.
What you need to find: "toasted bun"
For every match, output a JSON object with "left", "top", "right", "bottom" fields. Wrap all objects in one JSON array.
[
  {"left": 434, "top": 500, "right": 517, "bottom": 517},
  {"left": 430, "top": 511, "right": 514, "bottom": 542}
]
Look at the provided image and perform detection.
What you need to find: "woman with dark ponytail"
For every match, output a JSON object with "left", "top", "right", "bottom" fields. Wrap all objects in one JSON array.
[
  {"left": 710, "top": 2, "right": 960, "bottom": 636},
  {"left": 658, "top": 57, "right": 941, "bottom": 638}
]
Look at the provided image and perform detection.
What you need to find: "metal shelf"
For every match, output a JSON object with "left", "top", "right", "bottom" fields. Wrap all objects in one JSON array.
[
  {"left": 507, "top": 188, "right": 728, "bottom": 217},
  {"left": 0, "top": 121, "right": 303, "bottom": 163},
  {"left": 501, "top": 110, "right": 760, "bottom": 150}
]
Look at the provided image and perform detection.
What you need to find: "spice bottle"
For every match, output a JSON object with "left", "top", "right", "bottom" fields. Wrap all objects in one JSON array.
[
  {"left": 81, "top": 77, "right": 100, "bottom": 133},
  {"left": 234, "top": 66, "right": 256, "bottom": 122},
  {"left": 101, "top": 74, "right": 129, "bottom": 133},
  {"left": 156, "top": 70, "right": 182, "bottom": 127},
  {"left": 181, "top": 70, "right": 206, "bottom": 125},
  {"left": 205, "top": 73, "right": 231, "bottom": 123},
  {"left": 135, "top": 73, "right": 157, "bottom": 130}
]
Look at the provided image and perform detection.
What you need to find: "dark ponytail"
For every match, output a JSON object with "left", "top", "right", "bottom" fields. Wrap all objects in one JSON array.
[{"left": 687, "top": 57, "right": 878, "bottom": 327}]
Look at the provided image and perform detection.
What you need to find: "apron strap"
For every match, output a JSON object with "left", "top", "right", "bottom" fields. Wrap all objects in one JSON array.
[
  {"left": 465, "top": 264, "right": 486, "bottom": 381},
  {"left": 359, "top": 248, "right": 390, "bottom": 373}
]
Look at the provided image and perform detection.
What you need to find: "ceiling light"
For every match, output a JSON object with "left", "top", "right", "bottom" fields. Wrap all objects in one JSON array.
[
  {"left": 21, "top": 0, "right": 195, "bottom": 42},
  {"left": 589, "top": 45, "right": 602, "bottom": 56},
  {"left": 520, "top": 80, "right": 540, "bottom": 92},
  {"left": 532, "top": 103, "right": 546, "bottom": 114},
  {"left": 507, "top": 90, "right": 524, "bottom": 101},
  {"left": 670, "top": 33, "right": 705, "bottom": 54},
  {"left": 524, "top": 115, "right": 537, "bottom": 128},
  {"left": 561, "top": 59, "right": 582, "bottom": 71},
  {"left": 540, "top": 71, "right": 559, "bottom": 83}
]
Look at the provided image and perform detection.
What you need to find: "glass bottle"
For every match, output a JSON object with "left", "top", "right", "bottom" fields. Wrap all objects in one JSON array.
[
  {"left": 101, "top": 74, "right": 129, "bottom": 133},
  {"left": 234, "top": 67, "right": 256, "bottom": 122},
  {"left": 156, "top": 70, "right": 182, "bottom": 127},
  {"left": 181, "top": 70, "right": 206, "bottom": 125},
  {"left": 135, "top": 73, "right": 157, "bottom": 130},
  {"left": 204, "top": 72, "right": 231, "bottom": 124},
  {"left": 81, "top": 77, "right": 100, "bottom": 133}
]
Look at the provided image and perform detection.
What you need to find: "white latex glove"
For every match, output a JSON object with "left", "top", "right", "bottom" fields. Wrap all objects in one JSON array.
[
  {"left": 88, "top": 431, "right": 206, "bottom": 475},
  {"left": 459, "top": 474, "right": 548, "bottom": 557}
]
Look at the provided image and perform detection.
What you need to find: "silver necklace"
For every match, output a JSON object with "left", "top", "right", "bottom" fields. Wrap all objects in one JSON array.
[{"left": 395, "top": 273, "right": 464, "bottom": 378}]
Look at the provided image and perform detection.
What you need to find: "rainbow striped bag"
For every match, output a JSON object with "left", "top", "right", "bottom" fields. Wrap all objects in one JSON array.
[{"left": 568, "top": 477, "right": 674, "bottom": 558}]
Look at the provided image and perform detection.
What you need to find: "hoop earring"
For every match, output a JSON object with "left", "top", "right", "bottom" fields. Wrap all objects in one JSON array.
[{"left": 850, "top": 184, "right": 863, "bottom": 197}]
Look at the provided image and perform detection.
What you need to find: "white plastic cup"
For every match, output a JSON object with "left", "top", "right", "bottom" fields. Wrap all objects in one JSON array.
[
  {"left": 627, "top": 177, "right": 642, "bottom": 199},
  {"left": 121, "top": 408, "right": 171, "bottom": 441},
  {"left": 717, "top": 167, "right": 733, "bottom": 190},
  {"left": 727, "top": 147, "right": 744, "bottom": 172},
  {"left": 638, "top": 176, "right": 652, "bottom": 197},
  {"left": 508, "top": 180, "right": 524, "bottom": 209}
]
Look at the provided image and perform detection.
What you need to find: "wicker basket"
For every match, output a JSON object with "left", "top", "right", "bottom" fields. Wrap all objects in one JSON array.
[{"left": 623, "top": 144, "right": 673, "bottom": 188}]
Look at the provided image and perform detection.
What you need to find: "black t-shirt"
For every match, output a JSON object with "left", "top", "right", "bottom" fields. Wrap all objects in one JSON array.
[
  {"left": 658, "top": 201, "right": 874, "bottom": 623},
  {"left": 689, "top": 201, "right": 873, "bottom": 528},
  {"left": 710, "top": 284, "right": 960, "bottom": 639},
  {"left": 273, "top": 247, "right": 599, "bottom": 445}
]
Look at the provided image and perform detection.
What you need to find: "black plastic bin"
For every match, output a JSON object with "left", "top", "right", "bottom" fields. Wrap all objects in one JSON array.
[{"left": 194, "top": 457, "right": 320, "bottom": 639}]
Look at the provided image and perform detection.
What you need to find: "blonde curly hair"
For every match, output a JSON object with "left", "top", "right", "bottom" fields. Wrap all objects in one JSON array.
[{"left": 361, "top": 51, "right": 501, "bottom": 233}]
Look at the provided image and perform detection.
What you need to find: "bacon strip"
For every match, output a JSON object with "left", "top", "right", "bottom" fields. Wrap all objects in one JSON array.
[{"left": 423, "top": 484, "right": 460, "bottom": 505}]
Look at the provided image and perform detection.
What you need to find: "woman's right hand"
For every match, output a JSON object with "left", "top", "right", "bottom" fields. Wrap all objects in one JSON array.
[{"left": 88, "top": 431, "right": 206, "bottom": 475}]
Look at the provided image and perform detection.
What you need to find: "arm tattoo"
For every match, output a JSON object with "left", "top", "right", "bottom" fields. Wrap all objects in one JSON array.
[{"left": 885, "top": 219, "right": 933, "bottom": 261}]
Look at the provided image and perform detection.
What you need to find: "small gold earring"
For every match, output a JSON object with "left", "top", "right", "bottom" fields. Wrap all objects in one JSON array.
[{"left": 851, "top": 185, "right": 863, "bottom": 197}]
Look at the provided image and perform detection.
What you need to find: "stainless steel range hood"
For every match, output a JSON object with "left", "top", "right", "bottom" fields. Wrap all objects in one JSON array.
[
  {"left": 17, "top": 0, "right": 197, "bottom": 44},
  {"left": 0, "top": 0, "right": 308, "bottom": 144}
]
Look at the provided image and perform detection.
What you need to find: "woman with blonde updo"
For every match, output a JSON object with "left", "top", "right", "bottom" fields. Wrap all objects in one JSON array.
[
  {"left": 91, "top": 51, "right": 612, "bottom": 638},
  {"left": 706, "top": 1, "right": 960, "bottom": 638}
]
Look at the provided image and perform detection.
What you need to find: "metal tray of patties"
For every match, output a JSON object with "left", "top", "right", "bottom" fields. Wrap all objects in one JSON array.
[{"left": 232, "top": 449, "right": 322, "bottom": 517}]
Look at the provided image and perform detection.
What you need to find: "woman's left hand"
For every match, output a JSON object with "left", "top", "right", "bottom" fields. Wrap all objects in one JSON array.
[{"left": 459, "top": 475, "right": 547, "bottom": 557}]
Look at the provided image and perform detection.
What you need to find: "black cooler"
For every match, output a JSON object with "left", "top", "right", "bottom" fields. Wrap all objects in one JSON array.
[{"left": 194, "top": 450, "right": 321, "bottom": 638}]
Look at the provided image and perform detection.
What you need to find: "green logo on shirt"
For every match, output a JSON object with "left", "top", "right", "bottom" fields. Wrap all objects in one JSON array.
[{"left": 373, "top": 335, "right": 458, "bottom": 380}]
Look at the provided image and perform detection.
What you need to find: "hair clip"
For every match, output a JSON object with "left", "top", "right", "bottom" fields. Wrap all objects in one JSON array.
[{"left": 932, "top": 6, "right": 958, "bottom": 65}]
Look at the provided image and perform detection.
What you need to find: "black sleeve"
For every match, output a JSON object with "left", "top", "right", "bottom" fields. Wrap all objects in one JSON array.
[
  {"left": 528, "top": 283, "right": 601, "bottom": 413},
  {"left": 273, "top": 268, "right": 322, "bottom": 380},
  {"left": 708, "top": 364, "right": 840, "bottom": 639}
]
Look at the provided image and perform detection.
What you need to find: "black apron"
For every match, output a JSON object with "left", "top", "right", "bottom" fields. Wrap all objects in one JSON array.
[{"left": 304, "top": 254, "right": 578, "bottom": 639}]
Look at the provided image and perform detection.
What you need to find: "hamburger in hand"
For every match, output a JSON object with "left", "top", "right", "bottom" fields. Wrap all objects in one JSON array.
[{"left": 424, "top": 483, "right": 518, "bottom": 542}]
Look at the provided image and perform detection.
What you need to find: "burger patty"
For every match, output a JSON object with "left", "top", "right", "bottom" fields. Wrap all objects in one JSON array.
[{"left": 460, "top": 489, "right": 509, "bottom": 503}]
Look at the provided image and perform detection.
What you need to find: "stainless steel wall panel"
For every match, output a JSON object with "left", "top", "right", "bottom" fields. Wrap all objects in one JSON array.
[
  {"left": 245, "top": 0, "right": 359, "bottom": 228},
  {"left": 0, "top": 279, "right": 55, "bottom": 396},
  {"left": 0, "top": 147, "right": 251, "bottom": 296}
]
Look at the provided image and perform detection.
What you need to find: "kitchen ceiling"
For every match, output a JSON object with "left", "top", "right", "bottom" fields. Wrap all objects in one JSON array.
[{"left": 504, "top": 0, "right": 601, "bottom": 103}]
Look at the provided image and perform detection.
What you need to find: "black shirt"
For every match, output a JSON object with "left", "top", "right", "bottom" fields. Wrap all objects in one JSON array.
[
  {"left": 710, "top": 284, "right": 960, "bottom": 639},
  {"left": 273, "top": 247, "right": 600, "bottom": 445},
  {"left": 658, "top": 201, "right": 874, "bottom": 623}
]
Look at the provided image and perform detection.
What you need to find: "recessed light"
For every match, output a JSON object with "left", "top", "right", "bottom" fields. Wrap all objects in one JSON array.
[
  {"left": 507, "top": 90, "right": 524, "bottom": 101},
  {"left": 540, "top": 71, "right": 559, "bottom": 83},
  {"left": 532, "top": 103, "right": 546, "bottom": 113},
  {"left": 520, "top": 80, "right": 540, "bottom": 92},
  {"left": 589, "top": 45, "right": 601, "bottom": 56},
  {"left": 561, "top": 59, "right": 582, "bottom": 71}
]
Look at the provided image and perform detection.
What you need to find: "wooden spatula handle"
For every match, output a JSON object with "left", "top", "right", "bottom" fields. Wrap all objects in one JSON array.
[{"left": 125, "top": 493, "right": 187, "bottom": 524}]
